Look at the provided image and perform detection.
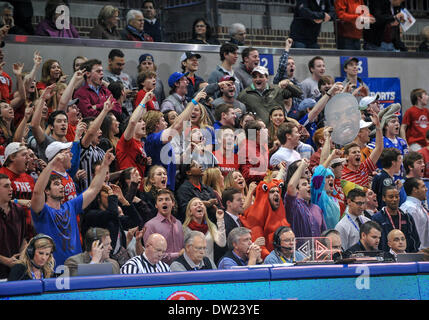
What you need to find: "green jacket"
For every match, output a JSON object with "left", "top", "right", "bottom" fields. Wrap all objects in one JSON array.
[{"left": 237, "top": 83, "right": 303, "bottom": 124}]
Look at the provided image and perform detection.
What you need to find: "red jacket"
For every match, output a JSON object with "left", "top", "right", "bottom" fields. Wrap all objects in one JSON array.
[
  {"left": 73, "top": 82, "right": 122, "bottom": 118},
  {"left": 335, "top": 0, "right": 365, "bottom": 40}
]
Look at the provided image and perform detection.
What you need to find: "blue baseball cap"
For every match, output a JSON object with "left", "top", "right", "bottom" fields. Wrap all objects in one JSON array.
[
  {"left": 298, "top": 98, "right": 317, "bottom": 112},
  {"left": 168, "top": 72, "right": 189, "bottom": 88}
]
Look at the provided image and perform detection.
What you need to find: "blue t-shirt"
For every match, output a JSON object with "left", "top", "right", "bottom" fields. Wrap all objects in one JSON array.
[
  {"left": 31, "top": 194, "right": 83, "bottom": 267},
  {"left": 299, "top": 114, "right": 318, "bottom": 148},
  {"left": 145, "top": 131, "right": 176, "bottom": 190}
]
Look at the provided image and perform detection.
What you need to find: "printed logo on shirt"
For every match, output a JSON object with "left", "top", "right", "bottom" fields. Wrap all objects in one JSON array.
[
  {"left": 383, "top": 178, "right": 393, "bottom": 187},
  {"left": 416, "top": 115, "right": 428, "bottom": 129},
  {"left": 14, "top": 181, "right": 32, "bottom": 192}
]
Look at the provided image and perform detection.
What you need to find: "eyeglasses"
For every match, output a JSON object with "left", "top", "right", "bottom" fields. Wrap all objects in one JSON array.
[{"left": 352, "top": 201, "right": 366, "bottom": 206}]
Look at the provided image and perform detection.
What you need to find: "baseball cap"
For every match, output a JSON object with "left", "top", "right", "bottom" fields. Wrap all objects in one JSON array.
[
  {"left": 168, "top": 72, "right": 189, "bottom": 88},
  {"left": 298, "top": 98, "right": 317, "bottom": 112},
  {"left": 67, "top": 98, "right": 79, "bottom": 106},
  {"left": 45, "top": 141, "right": 73, "bottom": 162},
  {"left": 218, "top": 75, "right": 236, "bottom": 83},
  {"left": 343, "top": 57, "right": 359, "bottom": 69},
  {"left": 359, "top": 94, "right": 379, "bottom": 111},
  {"left": 359, "top": 119, "right": 372, "bottom": 129},
  {"left": 138, "top": 53, "right": 154, "bottom": 65},
  {"left": 4, "top": 142, "right": 27, "bottom": 162},
  {"left": 330, "top": 158, "right": 347, "bottom": 167},
  {"left": 251, "top": 66, "right": 268, "bottom": 76},
  {"left": 180, "top": 51, "right": 201, "bottom": 63}
]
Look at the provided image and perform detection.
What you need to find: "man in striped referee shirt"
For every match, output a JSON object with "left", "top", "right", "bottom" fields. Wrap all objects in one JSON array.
[{"left": 120, "top": 233, "right": 170, "bottom": 274}]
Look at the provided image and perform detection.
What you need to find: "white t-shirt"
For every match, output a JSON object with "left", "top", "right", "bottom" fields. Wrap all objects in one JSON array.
[{"left": 270, "top": 146, "right": 301, "bottom": 167}]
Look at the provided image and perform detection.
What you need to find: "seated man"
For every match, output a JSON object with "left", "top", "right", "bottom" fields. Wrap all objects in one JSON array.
[
  {"left": 170, "top": 231, "right": 216, "bottom": 271},
  {"left": 121, "top": 233, "right": 170, "bottom": 274},
  {"left": 264, "top": 226, "right": 304, "bottom": 264},
  {"left": 321, "top": 229, "right": 347, "bottom": 260},
  {"left": 64, "top": 228, "right": 119, "bottom": 276},
  {"left": 335, "top": 188, "right": 370, "bottom": 251},
  {"left": 218, "top": 227, "right": 262, "bottom": 269},
  {"left": 345, "top": 221, "right": 383, "bottom": 255},
  {"left": 387, "top": 229, "right": 407, "bottom": 261}
]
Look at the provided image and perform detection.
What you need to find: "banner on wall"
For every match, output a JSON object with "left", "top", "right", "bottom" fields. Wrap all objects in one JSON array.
[{"left": 335, "top": 77, "right": 402, "bottom": 113}]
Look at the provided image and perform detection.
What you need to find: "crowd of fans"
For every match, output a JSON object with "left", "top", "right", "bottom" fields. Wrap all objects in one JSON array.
[
  {"left": 0, "top": 0, "right": 428, "bottom": 282},
  {"left": 1, "top": 0, "right": 429, "bottom": 51}
]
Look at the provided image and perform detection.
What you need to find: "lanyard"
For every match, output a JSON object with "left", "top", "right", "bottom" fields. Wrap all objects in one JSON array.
[
  {"left": 31, "top": 270, "right": 44, "bottom": 280},
  {"left": 346, "top": 214, "right": 360, "bottom": 232},
  {"left": 385, "top": 208, "right": 401, "bottom": 231}
]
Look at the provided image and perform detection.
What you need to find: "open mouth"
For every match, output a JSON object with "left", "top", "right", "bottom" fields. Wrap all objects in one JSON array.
[
  {"left": 161, "top": 178, "right": 167, "bottom": 186},
  {"left": 162, "top": 205, "right": 168, "bottom": 210}
]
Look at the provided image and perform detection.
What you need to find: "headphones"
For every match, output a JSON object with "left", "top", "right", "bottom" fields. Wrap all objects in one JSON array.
[
  {"left": 273, "top": 226, "right": 291, "bottom": 249},
  {"left": 85, "top": 228, "right": 102, "bottom": 251},
  {"left": 26, "top": 234, "right": 56, "bottom": 260}
]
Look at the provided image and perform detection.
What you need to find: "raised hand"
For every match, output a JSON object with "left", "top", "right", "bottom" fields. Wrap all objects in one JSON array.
[
  {"left": 103, "top": 95, "right": 114, "bottom": 112},
  {"left": 102, "top": 148, "right": 115, "bottom": 167},
  {"left": 12, "top": 63, "right": 24, "bottom": 77},
  {"left": 90, "top": 240, "right": 104, "bottom": 264},
  {"left": 33, "top": 51, "right": 42, "bottom": 66},
  {"left": 74, "top": 121, "right": 87, "bottom": 141},
  {"left": 285, "top": 37, "right": 293, "bottom": 51}
]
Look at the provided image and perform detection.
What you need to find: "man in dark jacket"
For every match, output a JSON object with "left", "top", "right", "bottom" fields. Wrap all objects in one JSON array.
[
  {"left": 371, "top": 186, "right": 421, "bottom": 252},
  {"left": 121, "top": 9, "right": 154, "bottom": 42},
  {"left": 363, "top": 0, "right": 407, "bottom": 51},
  {"left": 289, "top": 0, "right": 336, "bottom": 49}
]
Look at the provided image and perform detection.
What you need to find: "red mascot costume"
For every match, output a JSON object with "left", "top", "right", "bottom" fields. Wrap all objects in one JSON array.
[{"left": 239, "top": 179, "right": 290, "bottom": 259}]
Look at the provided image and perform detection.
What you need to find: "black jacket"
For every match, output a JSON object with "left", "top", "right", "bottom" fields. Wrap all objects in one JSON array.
[
  {"left": 363, "top": 0, "right": 406, "bottom": 50},
  {"left": 176, "top": 180, "right": 217, "bottom": 222},
  {"left": 82, "top": 195, "right": 141, "bottom": 251},
  {"left": 290, "top": 0, "right": 336, "bottom": 44},
  {"left": 371, "top": 208, "right": 421, "bottom": 253}
]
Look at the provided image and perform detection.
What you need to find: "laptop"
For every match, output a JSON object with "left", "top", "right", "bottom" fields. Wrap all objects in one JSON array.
[
  {"left": 77, "top": 263, "right": 113, "bottom": 276},
  {"left": 396, "top": 253, "right": 425, "bottom": 262}
]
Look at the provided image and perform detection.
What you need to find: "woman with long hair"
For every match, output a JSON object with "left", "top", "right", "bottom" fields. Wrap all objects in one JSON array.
[
  {"left": 202, "top": 167, "right": 224, "bottom": 208},
  {"left": 268, "top": 106, "right": 285, "bottom": 153},
  {"left": 187, "top": 18, "right": 220, "bottom": 45},
  {"left": 141, "top": 165, "right": 169, "bottom": 218},
  {"left": 0, "top": 100, "right": 15, "bottom": 149},
  {"left": 182, "top": 197, "right": 226, "bottom": 264},
  {"left": 37, "top": 59, "right": 65, "bottom": 92},
  {"left": 8, "top": 234, "right": 55, "bottom": 281},
  {"left": 224, "top": 170, "right": 257, "bottom": 210},
  {"left": 99, "top": 112, "right": 120, "bottom": 171}
]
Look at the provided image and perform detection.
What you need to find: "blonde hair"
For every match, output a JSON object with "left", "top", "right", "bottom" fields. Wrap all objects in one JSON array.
[
  {"left": 193, "top": 103, "right": 213, "bottom": 128},
  {"left": 202, "top": 167, "right": 223, "bottom": 195},
  {"left": 183, "top": 197, "right": 217, "bottom": 238},
  {"left": 18, "top": 237, "right": 55, "bottom": 279},
  {"left": 224, "top": 170, "right": 248, "bottom": 196},
  {"left": 143, "top": 110, "right": 163, "bottom": 135},
  {"left": 143, "top": 165, "right": 167, "bottom": 192},
  {"left": 98, "top": 5, "right": 119, "bottom": 25}
]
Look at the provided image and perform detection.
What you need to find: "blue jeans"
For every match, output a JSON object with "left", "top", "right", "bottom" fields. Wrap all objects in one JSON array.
[
  {"left": 337, "top": 37, "right": 361, "bottom": 50},
  {"left": 292, "top": 41, "right": 320, "bottom": 49}
]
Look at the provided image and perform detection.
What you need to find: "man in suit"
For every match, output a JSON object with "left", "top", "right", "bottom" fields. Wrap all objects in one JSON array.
[
  {"left": 64, "top": 227, "right": 120, "bottom": 276},
  {"left": 213, "top": 187, "right": 245, "bottom": 264}
]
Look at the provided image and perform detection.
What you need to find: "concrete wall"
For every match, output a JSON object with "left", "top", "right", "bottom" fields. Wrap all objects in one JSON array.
[{"left": 3, "top": 37, "right": 429, "bottom": 110}]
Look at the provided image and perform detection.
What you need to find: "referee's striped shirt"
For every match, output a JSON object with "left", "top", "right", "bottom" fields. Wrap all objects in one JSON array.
[{"left": 120, "top": 253, "right": 170, "bottom": 274}]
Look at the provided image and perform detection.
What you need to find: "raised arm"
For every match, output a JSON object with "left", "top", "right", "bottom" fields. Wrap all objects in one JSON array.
[
  {"left": 319, "top": 126, "right": 333, "bottom": 166},
  {"left": 57, "top": 70, "right": 84, "bottom": 111},
  {"left": 13, "top": 103, "right": 33, "bottom": 142},
  {"left": 368, "top": 110, "right": 383, "bottom": 165},
  {"left": 23, "top": 51, "right": 42, "bottom": 91},
  {"left": 30, "top": 84, "right": 56, "bottom": 144},
  {"left": 287, "top": 158, "right": 309, "bottom": 196},
  {"left": 123, "top": 90, "right": 155, "bottom": 141},
  {"left": 306, "top": 82, "right": 343, "bottom": 123},
  {"left": 273, "top": 38, "right": 293, "bottom": 85},
  {"left": 10, "top": 63, "right": 26, "bottom": 110},
  {"left": 82, "top": 149, "right": 115, "bottom": 209},
  {"left": 31, "top": 152, "right": 64, "bottom": 214},
  {"left": 161, "top": 89, "right": 207, "bottom": 143},
  {"left": 81, "top": 95, "right": 113, "bottom": 148}
]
